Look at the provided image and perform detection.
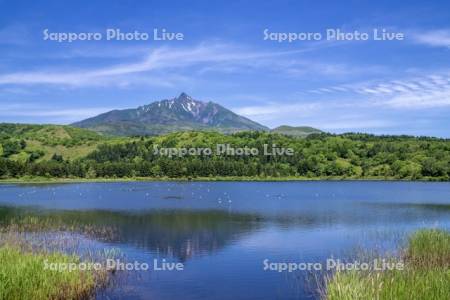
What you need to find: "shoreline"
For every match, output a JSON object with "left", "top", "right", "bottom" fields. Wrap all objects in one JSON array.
[{"left": 0, "top": 176, "right": 448, "bottom": 184}]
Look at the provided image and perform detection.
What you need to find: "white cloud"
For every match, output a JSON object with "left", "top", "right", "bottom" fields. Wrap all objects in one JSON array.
[
  {"left": 384, "top": 89, "right": 450, "bottom": 109},
  {"left": 235, "top": 98, "right": 397, "bottom": 130},
  {"left": 0, "top": 103, "right": 113, "bottom": 123},
  {"left": 234, "top": 102, "right": 321, "bottom": 121},
  {"left": 410, "top": 29, "right": 450, "bottom": 48},
  {"left": 307, "top": 72, "right": 450, "bottom": 109},
  {"left": 233, "top": 71, "right": 450, "bottom": 131},
  {"left": 0, "top": 43, "right": 291, "bottom": 87},
  {"left": 0, "top": 41, "right": 388, "bottom": 88}
]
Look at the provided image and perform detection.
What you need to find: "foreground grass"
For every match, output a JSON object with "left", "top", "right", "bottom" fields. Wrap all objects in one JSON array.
[
  {"left": 0, "top": 246, "right": 96, "bottom": 300},
  {"left": 327, "top": 268, "right": 449, "bottom": 300},
  {"left": 325, "top": 229, "right": 450, "bottom": 300},
  {"left": 407, "top": 229, "right": 450, "bottom": 268},
  {"left": 0, "top": 216, "right": 116, "bottom": 300}
]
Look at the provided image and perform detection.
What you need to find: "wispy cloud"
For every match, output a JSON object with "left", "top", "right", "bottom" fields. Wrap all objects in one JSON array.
[
  {"left": 235, "top": 102, "right": 321, "bottom": 121},
  {"left": 234, "top": 71, "right": 450, "bottom": 130},
  {"left": 410, "top": 29, "right": 450, "bottom": 48},
  {"left": 235, "top": 99, "right": 397, "bottom": 130},
  {"left": 0, "top": 41, "right": 385, "bottom": 88},
  {"left": 307, "top": 72, "right": 450, "bottom": 109},
  {"left": 0, "top": 44, "right": 228, "bottom": 87},
  {"left": 384, "top": 89, "right": 450, "bottom": 108},
  {"left": 0, "top": 43, "right": 274, "bottom": 87},
  {"left": 0, "top": 103, "right": 113, "bottom": 123}
]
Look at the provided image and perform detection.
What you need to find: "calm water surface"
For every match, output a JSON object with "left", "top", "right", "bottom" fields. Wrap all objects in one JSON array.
[{"left": 0, "top": 181, "right": 449, "bottom": 299}]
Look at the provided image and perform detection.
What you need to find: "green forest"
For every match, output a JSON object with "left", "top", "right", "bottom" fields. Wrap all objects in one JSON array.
[{"left": 1, "top": 123, "right": 449, "bottom": 180}]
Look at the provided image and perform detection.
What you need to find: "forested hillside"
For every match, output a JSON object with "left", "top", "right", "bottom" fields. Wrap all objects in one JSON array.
[{"left": 1, "top": 125, "right": 449, "bottom": 180}]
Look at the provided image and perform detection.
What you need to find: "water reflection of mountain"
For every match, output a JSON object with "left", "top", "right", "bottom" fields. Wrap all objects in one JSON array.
[
  {"left": 0, "top": 207, "right": 263, "bottom": 261},
  {"left": 1, "top": 201, "right": 449, "bottom": 261},
  {"left": 100, "top": 210, "right": 264, "bottom": 261}
]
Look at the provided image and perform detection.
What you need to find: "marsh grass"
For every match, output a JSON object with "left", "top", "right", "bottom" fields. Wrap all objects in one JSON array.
[
  {"left": 407, "top": 229, "right": 450, "bottom": 269},
  {"left": 0, "top": 246, "right": 97, "bottom": 300},
  {"left": 324, "top": 229, "right": 450, "bottom": 300},
  {"left": 1, "top": 215, "right": 117, "bottom": 242},
  {"left": 0, "top": 215, "right": 121, "bottom": 300}
]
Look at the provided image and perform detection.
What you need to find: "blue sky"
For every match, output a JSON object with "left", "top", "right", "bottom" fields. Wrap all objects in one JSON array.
[{"left": 0, "top": 0, "right": 450, "bottom": 137}]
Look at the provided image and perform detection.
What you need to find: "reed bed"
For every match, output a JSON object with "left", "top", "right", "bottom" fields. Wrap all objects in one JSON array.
[
  {"left": 324, "top": 229, "right": 450, "bottom": 300},
  {"left": 0, "top": 216, "right": 120, "bottom": 300}
]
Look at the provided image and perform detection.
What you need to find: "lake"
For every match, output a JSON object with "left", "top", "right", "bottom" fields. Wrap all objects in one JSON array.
[{"left": 0, "top": 181, "right": 449, "bottom": 299}]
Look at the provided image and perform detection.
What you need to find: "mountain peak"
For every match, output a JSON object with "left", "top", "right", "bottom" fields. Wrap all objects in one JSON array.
[
  {"left": 72, "top": 94, "right": 269, "bottom": 136},
  {"left": 178, "top": 92, "right": 191, "bottom": 100}
]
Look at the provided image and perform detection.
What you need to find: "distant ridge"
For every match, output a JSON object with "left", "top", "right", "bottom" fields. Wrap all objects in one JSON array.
[
  {"left": 271, "top": 125, "right": 322, "bottom": 137},
  {"left": 72, "top": 93, "right": 269, "bottom": 136}
]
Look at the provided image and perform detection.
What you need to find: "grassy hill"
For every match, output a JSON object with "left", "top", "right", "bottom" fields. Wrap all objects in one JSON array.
[
  {"left": 0, "top": 123, "right": 110, "bottom": 162},
  {"left": 271, "top": 125, "right": 322, "bottom": 137}
]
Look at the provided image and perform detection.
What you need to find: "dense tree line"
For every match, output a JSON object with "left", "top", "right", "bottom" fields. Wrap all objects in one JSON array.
[{"left": 0, "top": 131, "right": 449, "bottom": 180}]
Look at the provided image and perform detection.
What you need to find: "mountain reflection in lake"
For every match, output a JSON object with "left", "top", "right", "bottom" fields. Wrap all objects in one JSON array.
[{"left": 0, "top": 181, "right": 449, "bottom": 299}]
